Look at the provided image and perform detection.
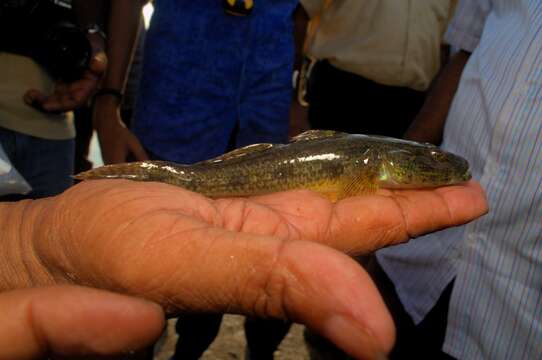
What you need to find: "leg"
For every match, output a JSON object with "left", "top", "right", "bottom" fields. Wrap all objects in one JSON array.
[
  {"left": 244, "top": 317, "right": 291, "bottom": 360},
  {"left": 0, "top": 127, "right": 74, "bottom": 201},
  {"left": 237, "top": 56, "right": 291, "bottom": 147},
  {"left": 307, "top": 61, "right": 425, "bottom": 137},
  {"left": 367, "top": 256, "right": 455, "bottom": 359},
  {"left": 172, "top": 313, "right": 223, "bottom": 360}
]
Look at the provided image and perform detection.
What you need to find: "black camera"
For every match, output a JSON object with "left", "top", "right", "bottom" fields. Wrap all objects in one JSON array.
[{"left": 0, "top": 0, "right": 91, "bottom": 82}]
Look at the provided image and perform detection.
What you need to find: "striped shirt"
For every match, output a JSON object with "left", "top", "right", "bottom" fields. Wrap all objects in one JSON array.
[{"left": 376, "top": 0, "right": 542, "bottom": 359}]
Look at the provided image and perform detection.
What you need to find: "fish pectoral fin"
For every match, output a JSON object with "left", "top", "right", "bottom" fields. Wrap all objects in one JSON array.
[
  {"left": 195, "top": 143, "right": 276, "bottom": 165},
  {"left": 290, "top": 130, "right": 349, "bottom": 143},
  {"left": 338, "top": 174, "right": 378, "bottom": 200}
]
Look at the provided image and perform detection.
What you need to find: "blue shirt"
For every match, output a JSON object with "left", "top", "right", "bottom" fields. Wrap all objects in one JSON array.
[
  {"left": 377, "top": 0, "right": 542, "bottom": 358},
  {"left": 133, "top": 0, "right": 298, "bottom": 163}
]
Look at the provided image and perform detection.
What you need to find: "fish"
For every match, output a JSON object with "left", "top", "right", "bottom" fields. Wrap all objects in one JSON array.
[{"left": 75, "top": 130, "right": 472, "bottom": 202}]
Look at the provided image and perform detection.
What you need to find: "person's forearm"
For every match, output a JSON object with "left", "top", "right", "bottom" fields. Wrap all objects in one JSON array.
[
  {"left": 298, "top": 0, "right": 324, "bottom": 19},
  {"left": 102, "top": 0, "right": 147, "bottom": 91},
  {"left": 0, "top": 201, "right": 55, "bottom": 290},
  {"left": 293, "top": 4, "right": 309, "bottom": 71},
  {"left": 289, "top": 5, "right": 311, "bottom": 136},
  {"left": 93, "top": 0, "right": 146, "bottom": 132},
  {"left": 404, "top": 50, "right": 471, "bottom": 145}
]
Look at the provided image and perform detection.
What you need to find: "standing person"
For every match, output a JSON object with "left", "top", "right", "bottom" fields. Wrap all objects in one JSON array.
[
  {"left": 0, "top": 0, "right": 106, "bottom": 200},
  {"left": 372, "top": 0, "right": 542, "bottom": 358},
  {"left": 94, "top": 1, "right": 309, "bottom": 358},
  {"left": 299, "top": 0, "right": 456, "bottom": 137},
  {"left": 94, "top": 0, "right": 308, "bottom": 165}
]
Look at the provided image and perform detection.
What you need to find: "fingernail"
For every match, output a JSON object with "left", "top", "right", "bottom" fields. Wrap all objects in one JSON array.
[{"left": 325, "top": 315, "right": 388, "bottom": 360}]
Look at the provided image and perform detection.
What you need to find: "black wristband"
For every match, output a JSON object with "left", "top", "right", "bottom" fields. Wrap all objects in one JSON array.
[{"left": 95, "top": 88, "right": 124, "bottom": 103}]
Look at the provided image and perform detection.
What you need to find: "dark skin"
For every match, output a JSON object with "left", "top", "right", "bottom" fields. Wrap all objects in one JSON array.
[
  {"left": 93, "top": 0, "right": 150, "bottom": 164},
  {"left": 290, "top": 4, "right": 311, "bottom": 137},
  {"left": 403, "top": 50, "right": 472, "bottom": 145}
]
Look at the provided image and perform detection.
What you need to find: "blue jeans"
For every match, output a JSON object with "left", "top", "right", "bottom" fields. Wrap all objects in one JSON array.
[
  {"left": 0, "top": 127, "right": 74, "bottom": 200},
  {"left": 132, "top": 0, "right": 295, "bottom": 164}
]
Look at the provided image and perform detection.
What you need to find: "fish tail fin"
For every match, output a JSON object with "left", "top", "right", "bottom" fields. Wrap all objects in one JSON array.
[{"left": 73, "top": 161, "right": 175, "bottom": 182}]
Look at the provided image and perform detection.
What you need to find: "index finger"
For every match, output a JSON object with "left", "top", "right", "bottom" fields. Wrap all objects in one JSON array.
[
  {"left": 329, "top": 180, "right": 487, "bottom": 252},
  {"left": 0, "top": 286, "right": 164, "bottom": 358},
  {"left": 249, "top": 181, "right": 487, "bottom": 254}
]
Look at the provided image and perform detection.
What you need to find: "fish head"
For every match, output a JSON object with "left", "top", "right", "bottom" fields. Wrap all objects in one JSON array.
[{"left": 377, "top": 142, "right": 471, "bottom": 189}]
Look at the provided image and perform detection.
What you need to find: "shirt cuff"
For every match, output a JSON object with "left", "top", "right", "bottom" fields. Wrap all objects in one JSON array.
[{"left": 444, "top": 23, "right": 482, "bottom": 53}]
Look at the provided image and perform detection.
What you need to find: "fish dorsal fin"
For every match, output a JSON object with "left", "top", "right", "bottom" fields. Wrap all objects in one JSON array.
[
  {"left": 196, "top": 143, "right": 275, "bottom": 165},
  {"left": 290, "top": 130, "right": 348, "bottom": 143}
]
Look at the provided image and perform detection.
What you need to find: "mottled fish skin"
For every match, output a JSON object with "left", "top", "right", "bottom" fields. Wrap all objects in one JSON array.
[{"left": 75, "top": 131, "right": 471, "bottom": 201}]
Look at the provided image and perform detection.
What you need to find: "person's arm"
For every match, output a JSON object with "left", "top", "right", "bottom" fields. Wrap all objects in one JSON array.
[
  {"left": 289, "top": 4, "right": 311, "bottom": 137},
  {"left": 93, "top": 0, "right": 149, "bottom": 164},
  {"left": 298, "top": 0, "right": 324, "bottom": 19},
  {"left": 403, "top": 50, "right": 471, "bottom": 145},
  {"left": 0, "top": 179, "right": 487, "bottom": 358}
]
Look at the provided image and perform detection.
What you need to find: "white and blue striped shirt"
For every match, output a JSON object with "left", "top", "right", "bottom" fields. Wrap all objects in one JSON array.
[{"left": 377, "top": 0, "right": 542, "bottom": 359}]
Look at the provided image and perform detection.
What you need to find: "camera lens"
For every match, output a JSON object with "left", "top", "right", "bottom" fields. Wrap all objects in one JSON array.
[{"left": 35, "top": 22, "right": 91, "bottom": 82}]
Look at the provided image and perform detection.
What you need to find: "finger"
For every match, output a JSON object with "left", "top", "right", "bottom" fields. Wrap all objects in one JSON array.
[
  {"left": 41, "top": 96, "right": 77, "bottom": 113},
  {"left": 245, "top": 180, "right": 487, "bottom": 253},
  {"left": 23, "top": 89, "right": 47, "bottom": 109},
  {"left": 88, "top": 51, "right": 108, "bottom": 76},
  {"left": 0, "top": 285, "right": 164, "bottom": 359},
  {"left": 54, "top": 82, "right": 69, "bottom": 94},
  {"left": 24, "top": 88, "right": 76, "bottom": 113},
  {"left": 94, "top": 219, "right": 393, "bottom": 359},
  {"left": 329, "top": 180, "right": 488, "bottom": 251}
]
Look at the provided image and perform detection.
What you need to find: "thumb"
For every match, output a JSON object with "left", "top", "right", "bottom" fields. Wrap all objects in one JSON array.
[
  {"left": 0, "top": 285, "right": 164, "bottom": 359},
  {"left": 88, "top": 51, "right": 108, "bottom": 77},
  {"left": 125, "top": 221, "right": 396, "bottom": 359}
]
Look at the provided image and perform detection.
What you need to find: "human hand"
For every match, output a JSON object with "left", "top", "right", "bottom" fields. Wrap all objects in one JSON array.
[
  {"left": 93, "top": 96, "right": 149, "bottom": 164},
  {"left": 22, "top": 35, "right": 107, "bottom": 113},
  {"left": 6, "top": 180, "right": 487, "bottom": 359},
  {"left": 0, "top": 285, "right": 164, "bottom": 358}
]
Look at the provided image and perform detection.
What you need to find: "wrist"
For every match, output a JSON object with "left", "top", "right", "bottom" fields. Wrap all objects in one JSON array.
[
  {"left": 95, "top": 88, "right": 124, "bottom": 106},
  {"left": 0, "top": 200, "right": 56, "bottom": 290},
  {"left": 94, "top": 92, "right": 122, "bottom": 117},
  {"left": 93, "top": 99, "right": 127, "bottom": 132}
]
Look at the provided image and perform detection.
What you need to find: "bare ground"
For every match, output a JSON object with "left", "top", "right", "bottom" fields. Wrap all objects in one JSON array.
[{"left": 154, "top": 316, "right": 309, "bottom": 360}]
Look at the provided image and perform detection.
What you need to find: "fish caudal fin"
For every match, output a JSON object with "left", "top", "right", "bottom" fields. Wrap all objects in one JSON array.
[{"left": 73, "top": 161, "right": 165, "bottom": 182}]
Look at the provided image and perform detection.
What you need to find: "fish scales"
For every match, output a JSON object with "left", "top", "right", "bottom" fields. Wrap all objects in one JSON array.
[
  {"left": 191, "top": 139, "right": 353, "bottom": 197},
  {"left": 75, "top": 131, "right": 471, "bottom": 201}
]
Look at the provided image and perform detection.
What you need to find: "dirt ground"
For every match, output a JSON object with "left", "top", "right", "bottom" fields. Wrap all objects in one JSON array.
[{"left": 154, "top": 316, "right": 309, "bottom": 360}]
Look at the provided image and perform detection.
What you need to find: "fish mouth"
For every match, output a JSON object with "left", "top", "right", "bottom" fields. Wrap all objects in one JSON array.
[{"left": 459, "top": 169, "right": 472, "bottom": 183}]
